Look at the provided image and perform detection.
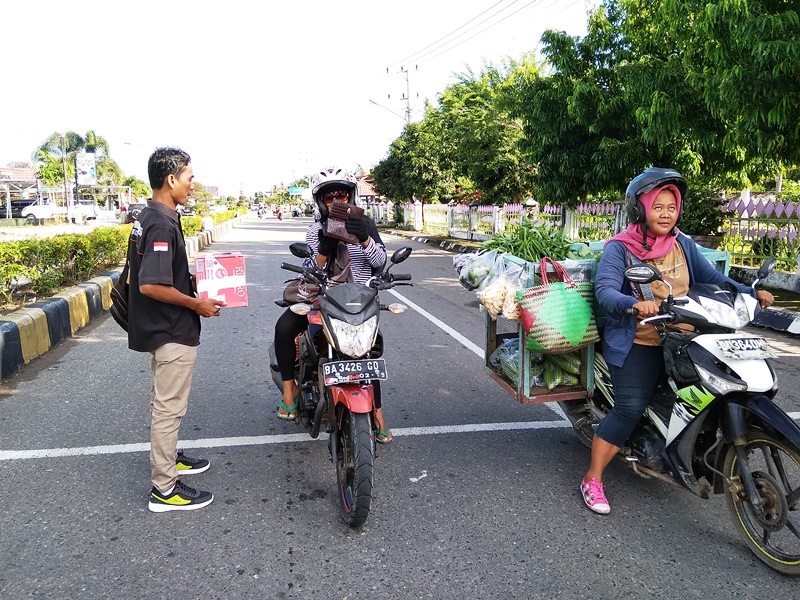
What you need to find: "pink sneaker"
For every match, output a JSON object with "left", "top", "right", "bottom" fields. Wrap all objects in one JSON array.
[{"left": 581, "top": 477, "right": 610, "bottom": 514}]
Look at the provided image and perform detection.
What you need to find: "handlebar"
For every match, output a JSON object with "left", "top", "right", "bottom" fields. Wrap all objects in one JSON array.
[
  {"left": 391, "top": 273, "right": 411, "bottom": 282},
  {"left": 281, "top": 262, "right": 304, "bottom": 274},
  {"left": 624, "top": 307, "right": 638, "bottom": 316}
]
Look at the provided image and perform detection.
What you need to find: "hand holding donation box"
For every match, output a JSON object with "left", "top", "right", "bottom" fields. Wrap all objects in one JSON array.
[{"left": 194, "top": 253, "right": 248, "bottom": 307}]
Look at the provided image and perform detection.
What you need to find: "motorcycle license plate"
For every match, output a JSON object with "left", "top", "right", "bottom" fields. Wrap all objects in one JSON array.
[
  {"left": 322, "top": 359, "right": 387, "bottom": 386},
  {"left": 715, "top": 337, "right": 776, "bottom": 359}
]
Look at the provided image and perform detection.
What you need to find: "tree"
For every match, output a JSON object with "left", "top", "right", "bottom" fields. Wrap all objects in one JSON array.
[
  {"left": 122, "top": 176, "right": 151, "bottom": 199},
  {"left": 371, "top": 104, "right": 458, "bottom": 204},
  {"left": 32, "top": 130, "right": 113, "bottom": 186},
  {"left": 439, "top": 60, "right": 533, "bottom": 204},
  {"left": 663, "top": 0, "right": 800, "bottom": 173}
]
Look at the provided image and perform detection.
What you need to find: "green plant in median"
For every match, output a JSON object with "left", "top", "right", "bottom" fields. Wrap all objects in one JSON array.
[
  {"left": 182, "top": 216, "right": 202, "bottom": 237},
  {"left": 0, "top": 243, "right": 35, "bottom": 307}
]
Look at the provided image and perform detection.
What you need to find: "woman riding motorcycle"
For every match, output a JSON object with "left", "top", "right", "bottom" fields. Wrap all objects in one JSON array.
[
  {"left": 581, "top": 167, "right": 775, "bottom": 514},
  {"left": 272, "top": 166, "right": 394, "bottom": 443}
]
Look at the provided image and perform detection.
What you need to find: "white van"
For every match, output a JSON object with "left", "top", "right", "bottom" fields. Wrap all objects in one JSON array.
[{"left": 21, "top": 199, "right": 67, "bottom": 220}]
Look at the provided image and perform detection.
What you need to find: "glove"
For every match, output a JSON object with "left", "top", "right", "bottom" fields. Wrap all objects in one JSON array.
[
  {"left": 317, "top": 230, "right": 338, "bottom": 257},
  {"left": 345, "top": 216, "right": 370, "bottom": 243}
]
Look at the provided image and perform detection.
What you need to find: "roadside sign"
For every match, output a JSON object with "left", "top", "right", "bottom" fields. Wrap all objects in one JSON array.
[{"left": 289, "top": 187, "right": 305, "bottom": 195}]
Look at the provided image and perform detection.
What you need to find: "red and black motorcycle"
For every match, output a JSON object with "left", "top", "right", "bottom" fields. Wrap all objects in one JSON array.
[{"left": 270, "top": 242, "right": 412, "bottom": 526}]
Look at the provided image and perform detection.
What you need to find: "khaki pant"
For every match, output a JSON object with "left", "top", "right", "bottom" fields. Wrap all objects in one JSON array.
[{"left": 149, "top": 343, "right": 198, "bottom": 493}]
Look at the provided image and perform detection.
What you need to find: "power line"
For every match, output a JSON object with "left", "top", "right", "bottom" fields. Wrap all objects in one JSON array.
[
  {"left": 386, "top": 0, "right": 516, "bottom": 69},
  {"left": 416, "top": 0, "right": 548, "bottom": 67}
]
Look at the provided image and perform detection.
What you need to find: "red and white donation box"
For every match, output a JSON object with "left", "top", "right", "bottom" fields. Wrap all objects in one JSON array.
[{"left": 194, "top": 252, "right": 248, "bottom": 308}]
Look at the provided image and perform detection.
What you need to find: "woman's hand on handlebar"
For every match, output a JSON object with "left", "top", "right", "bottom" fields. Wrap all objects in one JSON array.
[
  {"left": 631, "top": 300, "right": 660, "bottom": 318},
  {"left": 757, "top": 289, "right": 774, "bottom": 309}
]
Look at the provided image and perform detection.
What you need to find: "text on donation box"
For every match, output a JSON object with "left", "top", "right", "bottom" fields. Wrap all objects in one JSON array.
[{"left": 194, "top": 253, "right": 248, "bottom": 307}]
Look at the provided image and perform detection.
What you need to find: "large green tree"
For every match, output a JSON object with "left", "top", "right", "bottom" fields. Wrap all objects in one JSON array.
[
  {"left": 439, "top": 60, "right": 533, "bottom": 204},
  {"left": 372, "top": 105, "right": 458, "bottom": 204},
  {"left": 663, "top": 0, "right": 800, "bottom": 175}
]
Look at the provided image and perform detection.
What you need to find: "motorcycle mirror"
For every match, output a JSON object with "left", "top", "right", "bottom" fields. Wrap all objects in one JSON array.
[
  {"left": 624, "top": 264, "right": 662, "bottom": 284},
  {"left": 391, "top": 247, "right": 412, "bottom": 264},
  {"left": 756, "top": 258, "right": 776, "bottom": 280},
  {"left": 290, "top": 242, "right": 313, "bottom": 259}
]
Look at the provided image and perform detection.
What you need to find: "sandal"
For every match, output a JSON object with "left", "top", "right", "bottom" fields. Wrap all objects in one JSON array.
[
  {"left": 277, "top": 398, "right": 299, "bottom": 421},
  {"left": 375, "top": 426, "right": 393, "bottom": 444}
]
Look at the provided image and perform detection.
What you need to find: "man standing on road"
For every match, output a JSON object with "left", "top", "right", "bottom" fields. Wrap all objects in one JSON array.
[{"left": 127, "top": 147, "right": 226, "bottom": 512}]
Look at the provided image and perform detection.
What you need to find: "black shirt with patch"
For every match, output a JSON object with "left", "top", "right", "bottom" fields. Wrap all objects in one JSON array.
[{"left": 127, "top": 200, "right": 200, "bottom": 352}]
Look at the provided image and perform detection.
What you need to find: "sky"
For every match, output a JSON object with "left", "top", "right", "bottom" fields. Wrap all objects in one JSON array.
[{"left": 1, "top": 0, "right": 599, "bottom": 198}]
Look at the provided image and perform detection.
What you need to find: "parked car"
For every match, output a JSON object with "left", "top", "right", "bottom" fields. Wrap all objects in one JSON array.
[
  {"left": 122, "top": 203, "right": 146, "bottom": 224},
  {"left": 20, "top": 199, "right": 67, "bottom": 220},
  {"left": 6, "top": 198, "right": 38, "bottom": 219}
]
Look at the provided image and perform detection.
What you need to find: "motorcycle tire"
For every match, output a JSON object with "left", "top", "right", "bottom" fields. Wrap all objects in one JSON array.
[
  {"left": 722, "top": 431, "right": 800, "bottom": 576},
  {"left": 335, "top": 409, "right": 375, "bottom": 527}
]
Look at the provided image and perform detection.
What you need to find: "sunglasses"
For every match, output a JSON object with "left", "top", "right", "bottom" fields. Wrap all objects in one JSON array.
[{"left": 323, "top": 191, "right": 349, "bottom": 201}]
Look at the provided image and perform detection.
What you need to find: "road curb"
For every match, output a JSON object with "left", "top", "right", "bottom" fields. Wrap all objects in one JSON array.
[{"left": 0, "top": 217, "right": 241, "bottom": 381}]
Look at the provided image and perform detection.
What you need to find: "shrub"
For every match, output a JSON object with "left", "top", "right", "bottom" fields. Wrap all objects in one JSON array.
[
  {"left": 182, "top": 216, "right": 202, "bottom": 237},
  {"left": 88, "top": 225, "right": 129, "bottom": 269}
]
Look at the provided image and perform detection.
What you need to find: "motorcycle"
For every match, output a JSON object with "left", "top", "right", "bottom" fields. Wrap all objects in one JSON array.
[
  {"left": 269, "top": 242, "right": 413, "bottom": 526},
  {"left": 559, "top": 258, "right": 800, "bottom": 576}
]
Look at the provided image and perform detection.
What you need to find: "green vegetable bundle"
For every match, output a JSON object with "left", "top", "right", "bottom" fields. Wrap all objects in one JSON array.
[{"left": 482, "top": 220, "right": 573, "bottom": 262}]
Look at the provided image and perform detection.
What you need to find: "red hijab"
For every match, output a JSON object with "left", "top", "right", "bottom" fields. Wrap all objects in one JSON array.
[{"left": 607, "top": 184, "right": 682, "bottom": 260}]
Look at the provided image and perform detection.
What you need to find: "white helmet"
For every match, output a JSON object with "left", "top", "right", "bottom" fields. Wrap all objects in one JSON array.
[{"left": 311, "top": 166, "right": 358, "bottom": 219}]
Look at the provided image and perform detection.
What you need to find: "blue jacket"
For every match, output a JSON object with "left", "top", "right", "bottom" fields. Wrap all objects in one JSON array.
[{"left": 595, "top": 233, "right": 752, "bottom": 367}]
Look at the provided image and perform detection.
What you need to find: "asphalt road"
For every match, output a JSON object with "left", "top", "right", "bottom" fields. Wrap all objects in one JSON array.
[{"left": 2, "top": 215, "right": 800, "bottom": 599}]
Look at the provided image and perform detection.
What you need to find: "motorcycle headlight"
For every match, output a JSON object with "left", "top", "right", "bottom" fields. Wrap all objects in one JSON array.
[
  {"left": 698, "top": 295, "right": 750, "bottom": 329},
  {"left": 695, "top": 363, "right": 747, "bottom": 395},
  {"left": 326, "top": 315, "right": 379, "bottom": 358}
]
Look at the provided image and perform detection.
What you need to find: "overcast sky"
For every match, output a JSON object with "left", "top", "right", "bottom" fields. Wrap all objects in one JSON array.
[{"left": 2, "top": 0, "right": 598, "bottom": 197}]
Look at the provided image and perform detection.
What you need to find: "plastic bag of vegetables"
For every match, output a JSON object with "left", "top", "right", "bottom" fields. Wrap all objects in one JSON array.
[
  {"left": 488, "top": 339, "right": 520, "bottom": 386},
  {"left": 458, "top": 250, "right": 499, "bottom": 291},
  {"left": 453, "top": 252, "right": 475, "bottom": 277},
  {"left": 477, "top": 257, "right": 528, "bottom": 320}
]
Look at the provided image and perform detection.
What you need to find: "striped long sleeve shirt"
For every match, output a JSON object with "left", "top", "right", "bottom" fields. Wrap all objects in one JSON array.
[{"left": 302, "top": 219, "right": 387, "bottom": 283}]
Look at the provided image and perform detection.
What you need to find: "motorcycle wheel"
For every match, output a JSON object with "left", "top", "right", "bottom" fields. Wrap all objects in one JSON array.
[
  {"left": 335, "top": 410, "right": 374, "bottom": 527},
  {"left": 723, "top": 431, "right": 800, "bottom": 576}
]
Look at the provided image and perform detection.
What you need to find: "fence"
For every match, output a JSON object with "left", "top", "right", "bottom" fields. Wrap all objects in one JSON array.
[
  {"left": 392, "top": 201, "right": 618, "bottom": 243},
  {"left": 722, "top": 193, "right": 800, "bottom": 272}
]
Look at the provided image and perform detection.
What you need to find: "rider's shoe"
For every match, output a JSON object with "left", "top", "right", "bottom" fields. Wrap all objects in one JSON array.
[{"left": 580, "top": 477, "right": 611, "bottom": 515}]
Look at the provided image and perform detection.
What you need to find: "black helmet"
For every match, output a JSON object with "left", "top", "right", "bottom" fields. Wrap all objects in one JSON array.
[{"left": 625, "top": 167, "right": 687, "bottom": 224}]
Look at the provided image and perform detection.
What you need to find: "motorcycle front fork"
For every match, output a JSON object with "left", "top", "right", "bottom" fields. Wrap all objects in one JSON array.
[{"left": 724, "top": 403, "right": 767, "bottom": 511}]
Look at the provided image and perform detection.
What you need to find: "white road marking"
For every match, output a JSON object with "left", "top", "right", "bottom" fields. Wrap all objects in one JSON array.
[
  {"left": 0, "top": 421, "right": 570, "bottom": 461},
  {"left": 388, "top": 289, "right": 484, "bottom": 357}
]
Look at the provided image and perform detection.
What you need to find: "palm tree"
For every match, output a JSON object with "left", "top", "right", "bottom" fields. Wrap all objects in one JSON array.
[{"left": 32, "top": 130, "right": 113, "bottom": 186}]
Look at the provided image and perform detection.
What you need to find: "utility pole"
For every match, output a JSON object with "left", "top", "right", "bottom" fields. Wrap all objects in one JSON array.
[
  {"left": 386, "top": 65, "right": 418, "bottom": 124},
  {"left": 398, "top": 65, "right": 417, "bottom": 124}
]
